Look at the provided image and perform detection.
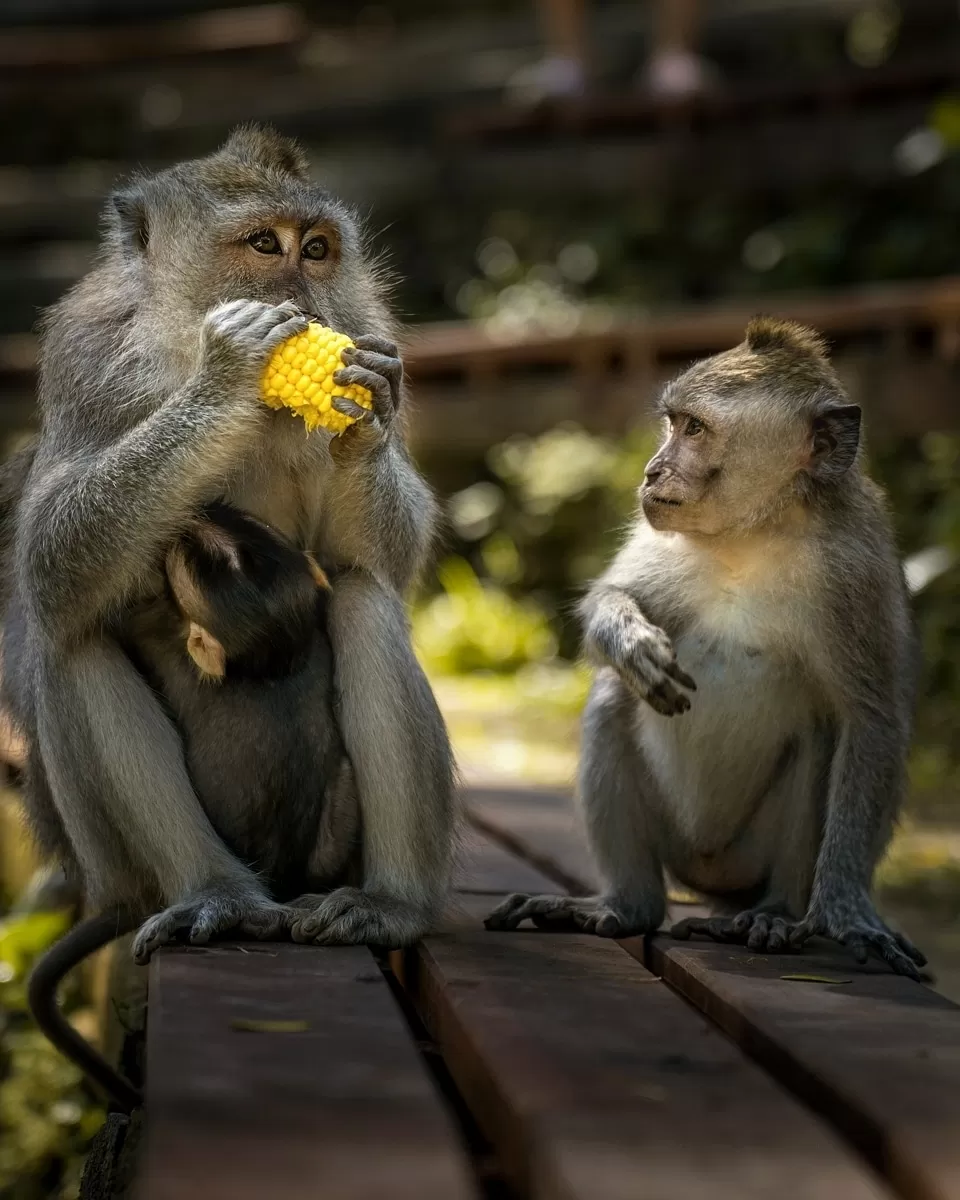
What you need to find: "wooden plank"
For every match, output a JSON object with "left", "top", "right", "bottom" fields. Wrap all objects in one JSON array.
[
  {"left": 639, "top": 937, "right": 960, "bottom": 1200},
  {"left": 465, "top": 785, "right": 598, "bottom": 895},
  {"left": 138, "top": 943, "right": 476, "bottom": 1200},
  {"left": 470, "top": 784, "right": 960, "bottom": 1198},
  {"left": 456, "top": 820, "right": 562, "bottom": 896},
  {"left": 393, "top": 891, "right": 886, "bottom": 1200}
]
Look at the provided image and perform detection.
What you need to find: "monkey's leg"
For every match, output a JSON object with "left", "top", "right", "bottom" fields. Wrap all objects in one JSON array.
[
  {"left": 789, "top": 720, "right": 926, "bottom": 978},
  {"left": 486, "top": 670, "right": 667, "bottom": 937},
  {"left": 35, "top": 638, "right": 287, "bottom": 963},
  {"left": 672, "top": 737, "right": 825, "bottom": 953},
  {"left": 290, "top": 572, "right": 455, "bottom": 947}
]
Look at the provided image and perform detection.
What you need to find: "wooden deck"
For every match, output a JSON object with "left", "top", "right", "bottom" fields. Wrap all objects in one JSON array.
[{"left": 126, "top": 788, "right": 960, "bottom": 1200}]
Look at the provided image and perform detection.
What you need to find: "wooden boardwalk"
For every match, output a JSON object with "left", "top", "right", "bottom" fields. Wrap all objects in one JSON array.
[{"left": 131, "top": 789, "right": 960, "bottom": 1200}]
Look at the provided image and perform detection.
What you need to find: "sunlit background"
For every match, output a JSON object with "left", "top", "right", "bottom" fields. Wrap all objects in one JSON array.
[{"left": 0, "top": 1, "right": 958, "bottom": 1192}]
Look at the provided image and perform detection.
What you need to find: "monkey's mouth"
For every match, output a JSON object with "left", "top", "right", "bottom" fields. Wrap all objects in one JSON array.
[{"left": 644, "top": 495, "right": 682, "bottom": 508}]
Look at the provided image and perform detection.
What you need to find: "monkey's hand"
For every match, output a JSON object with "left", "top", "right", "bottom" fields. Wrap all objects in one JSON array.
[
  {"left": 329, "top": 335, "right": 402, "bottom": 449},
  {"left": 197, "top": 298, "right": 309, "bottom": 400},
  {"left": 589, "top": 601, "right": 695, "bottom": 716},
  {"left": 131, "top": 882, "right": 289, "bottom": 964},
  {"left": 287, "top": 887, "right": 430, "bottom": 947},
  {"left": 484, "top": 893, "right": 662, "bottom": 937},
  {"left": 788, "top": 893, "right": 927, "bottom": 979},
  {"left": 671, "top": 907, "right": 793, "bottom": 952}
]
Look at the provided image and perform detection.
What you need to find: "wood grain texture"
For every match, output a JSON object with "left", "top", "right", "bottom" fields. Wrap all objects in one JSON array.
[
  {"left": 138, "top": 943, "right": 476, "bottom": 1200},
  {"left": 394, "top": 893, "right": 885, "bottom": 1200},
  {"left": 643, "top": 937, "right": 960, "bottom": 1200}
]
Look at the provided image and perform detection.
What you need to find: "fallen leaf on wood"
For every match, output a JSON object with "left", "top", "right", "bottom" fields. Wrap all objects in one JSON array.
[
  {"left": 780, "top": 974, "right": 852, "bottom": 985},
  {"left": 229, "top": 1018, "right": 310, "bottom": 1033}
]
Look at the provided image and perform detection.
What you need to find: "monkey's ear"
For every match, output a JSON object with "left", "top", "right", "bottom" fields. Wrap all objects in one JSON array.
[
  {"left": 809, "top": 404, "right": 861, "bottom": 479},
  {"left": 109, "top": 185, "right": 149, "bottom": 253},
  {"left": 186, "top": 623, "right": 226, "bottom": 681},
  {"left": 222, "top": 124, "right": 309, "bottom": 180}
]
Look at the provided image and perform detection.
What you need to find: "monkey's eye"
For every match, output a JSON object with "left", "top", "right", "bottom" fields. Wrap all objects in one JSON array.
[
  {"left": 247, "top": 230, "right": 281, "bottom": 255},
  {"left": 684, "top": 416, "right": 706, "bottom": 437},
  {"left": 302, "top": 235, "right": 329, "bottom": 261}
]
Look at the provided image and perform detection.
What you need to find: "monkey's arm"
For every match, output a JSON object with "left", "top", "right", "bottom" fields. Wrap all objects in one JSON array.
[
  {"left": 580, "top": 537, "right": 696, "bottom": 717},
  {"left": 22, "top": 301, "right": 308, "bottom": 640},
  {"left": 321, "top": 336, "right": 435, "bottom": 592},
  {"left": 792, "top": 548, "right": 925, "bottom": 977}
]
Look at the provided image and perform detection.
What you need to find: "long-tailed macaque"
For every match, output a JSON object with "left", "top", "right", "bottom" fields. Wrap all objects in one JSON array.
[
  {"left": 488, "top": 318, "right": 925, "bottom": 978},
  {"left": 2, "top": 126, "right": 455, "bottom": 963}
]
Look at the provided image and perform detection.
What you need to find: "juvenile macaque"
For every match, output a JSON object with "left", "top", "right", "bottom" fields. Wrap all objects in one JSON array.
[
  {"left": 126, "top": 501, "right": 358, "bottom": 928},
  {"left": 2, "top": 126, "right": 454, "bottom": 963},
  {"left": 487, "top": 318, "right": 925, "bottom": 978}
]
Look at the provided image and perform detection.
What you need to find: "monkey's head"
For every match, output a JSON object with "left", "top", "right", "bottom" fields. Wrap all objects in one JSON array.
[
  {"left": 105, "top": 125, "right": 392, "bottom": 360},
  {"left": 641, "top": 318, "right": 861, "bottom": 536},
  {"left": 164, "top": 502, "right": 329, "bottom": 682}
]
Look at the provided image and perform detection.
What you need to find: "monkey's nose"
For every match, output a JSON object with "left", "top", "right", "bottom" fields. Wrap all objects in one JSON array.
[{"left": 645, "top": 464, "right": 663, "bottom": 484}]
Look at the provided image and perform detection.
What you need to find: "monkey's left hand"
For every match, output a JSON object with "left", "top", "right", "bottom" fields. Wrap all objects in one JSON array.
[
  {"left": 287, "top": 886, "right": 430, "bottom": 947},
  {"left": 788, "top": 893, "right": 927, "bottom": 979},
  {"left": 330, "top": 334, "right": 403, "bottom": 449}
]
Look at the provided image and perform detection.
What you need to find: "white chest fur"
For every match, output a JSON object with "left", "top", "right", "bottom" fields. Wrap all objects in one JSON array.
[{"left": 634, "top": 526, "right": 822, "bottom": 851}]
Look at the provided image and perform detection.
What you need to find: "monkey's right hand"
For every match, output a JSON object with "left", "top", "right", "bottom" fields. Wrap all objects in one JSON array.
[
  {"left": 196, "top": 299, "right": 309, "bottom": 400},
  {"left": 592, "top": 615, "right": 695, "bottom": 717},
  {"left": 131, "top": 881, "right": 289, "bottom": 963}
]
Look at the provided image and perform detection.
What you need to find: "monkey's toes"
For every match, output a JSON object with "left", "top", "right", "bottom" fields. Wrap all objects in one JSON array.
[
  {"left": 290, "top": 888, "right": 429, "bottom": 947},
  {"left": 484, "top": 893, "right": 535, "bottom": 931}
]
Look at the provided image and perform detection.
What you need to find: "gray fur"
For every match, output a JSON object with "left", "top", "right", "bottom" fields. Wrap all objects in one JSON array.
[
  {"left": 2, "top": 126, "right": 455, "bottom": 956},
  {"left": 487, "top": 318, "right": 924, "bottom": 978}
]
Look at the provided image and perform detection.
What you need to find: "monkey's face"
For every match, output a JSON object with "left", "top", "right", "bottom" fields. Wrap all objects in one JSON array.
[
  {"left": 109, "top": 129, "right": 393, "bottom": 358},
  {"left": 643, "top": 369, "right": 810, "bottom": 536}
]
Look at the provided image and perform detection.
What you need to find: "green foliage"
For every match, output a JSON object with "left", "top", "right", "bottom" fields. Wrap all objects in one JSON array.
[
  {"left": 419, "top": 424, "right": 658, "bottom": 663},
  {"left": 0, "top": 911, "right": 103, "bottom": 1200},
  {"left": 414, "top": 557, "right": 557, "bottom": 674}
]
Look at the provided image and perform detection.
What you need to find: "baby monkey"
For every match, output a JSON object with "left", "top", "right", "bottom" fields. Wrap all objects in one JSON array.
[
  {"left": 129, "top": 500, "right": 358, "bottom": 916},
  {"left": 488, "top": 318, "right": 925, "bottom": 978}
]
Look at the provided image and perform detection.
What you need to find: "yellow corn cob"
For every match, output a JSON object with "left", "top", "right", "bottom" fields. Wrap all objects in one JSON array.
[{"left": 260, "top": 323, "right": 373, "bottom": 434}]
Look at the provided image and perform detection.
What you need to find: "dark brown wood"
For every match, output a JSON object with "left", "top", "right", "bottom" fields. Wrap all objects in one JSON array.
[
  {"left": 393, "top": 892, "right": 885, "bottom": 1200},
  {"left": 456, "top": 820, "right": 563, "bottom": 895},
  {"left": 138, "top": 943, "right": 476, "bottom": 1200},
  {"left": 465, "top": 785, "right": 599, "bottom": 896},
  {"left": 469, "top": 784, "right": 960, "bottom": 1199},
  {"left": 640, "top": 937, "right": 960, "bottom": 1200}
]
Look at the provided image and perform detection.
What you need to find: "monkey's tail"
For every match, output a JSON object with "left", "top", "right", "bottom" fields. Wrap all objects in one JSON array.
[{"left": 27, "top": 907, "right": 143, "bottom": 1113}]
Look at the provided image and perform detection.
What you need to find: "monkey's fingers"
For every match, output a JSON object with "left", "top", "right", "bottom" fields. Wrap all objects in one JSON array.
[
  {"left": 331, "top": 396, "right": 374, "bottom": 424},
  {"left": 664, "top": 662, "right": 697, "bottom": 692},
  {"left": 353, "top": 333, "right": 400, "bottom": 360},
  {"left": 484, "top": 892, "right": 576, "bottom": 931},
  {"left": 893, "top": 931, "right": 928, "bottom": 967},
  {"left": 333, "top": 364, "right": 394, "bottom": 424},
  {"left": 856, "top": 931, "right": 924, "bottom": 980},
  {"left": 643, "top": 678, "right": 692, "bottom": 717},
  {"left": 670, "top": 916, "right": 738, "bottom": 943},
  {"left": 341, "top": 348, "right": 403, "bottom": 411}
]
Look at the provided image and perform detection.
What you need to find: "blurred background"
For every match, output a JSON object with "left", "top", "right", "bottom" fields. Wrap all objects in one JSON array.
[{"left": 0, "top": 0, "right": 958, "bottom": 1193}]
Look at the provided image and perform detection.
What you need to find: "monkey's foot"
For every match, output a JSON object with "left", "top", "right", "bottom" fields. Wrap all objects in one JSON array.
[
  {"left": 288, "top": 887, "right": 430, "bottom": 948},
  {"left": 484, "top": 893, "right": 658, "bottom": 937},
  {"left": 132, "top": 886, "right": 289, "bottom": 964},
  {"left": 671, "top": 909, "right": 792, "bottom": 952},
  {"left": 789, "top": 900, "right": 927, "bottom": 980}
]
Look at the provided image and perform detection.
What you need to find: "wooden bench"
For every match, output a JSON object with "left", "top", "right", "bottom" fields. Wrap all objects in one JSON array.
[{"left": 99, "top": 786, "right": 960, "bottom": 1200}]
